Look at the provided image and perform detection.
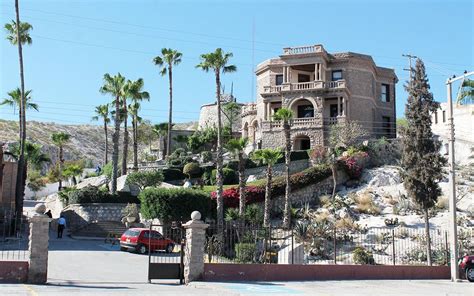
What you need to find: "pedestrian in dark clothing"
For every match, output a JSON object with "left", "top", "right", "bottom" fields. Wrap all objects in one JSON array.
[
  {"left": 57, "top": 215, "right": 66, "bottom": 238},
  {"left": 45, "top": 210, "right": 52, "bottom": 219}
]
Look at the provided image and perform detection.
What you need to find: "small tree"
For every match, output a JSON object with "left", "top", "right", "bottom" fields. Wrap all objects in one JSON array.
[
  {"left": 51, "top": 132, "right": 70, "bottom": 191},
  {"left": 27, "top": 170, "right": 46, "bottom": 199},
  {"left": 63, "top": 163, "right": 84, "bottom": 186},
  {"left": 252, "top": 148, "right": 283, "bottom": 227},
  {"left": 226, "top": 137, "right": 249, "bottom": 216},
  {"left": 126, "top": 170, "right": 164, "bottom": 191},
  {"left": 400, "top": 58, "right": 446, "bottom": 266},
  {"left": 183, "top": 162, "right": 201, "bottom": 179}
]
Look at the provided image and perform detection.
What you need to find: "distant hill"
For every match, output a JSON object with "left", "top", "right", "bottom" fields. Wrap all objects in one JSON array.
[{"left": 0, "top": 119, "right": 197, "bottom": 168}]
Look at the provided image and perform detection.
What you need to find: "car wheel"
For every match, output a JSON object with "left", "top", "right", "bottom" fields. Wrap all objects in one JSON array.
[
  {"left": 120, "top": 246, "right": 127, "bottom": 252},
  {"left": 466, "top": 268, "right": 474, "bottom": 282},
  {"left": 137, "top": 244, "right": 147, "bottom": 255},
  {"left": 166, "top": 244, "right": 174, "bottom": 253}
]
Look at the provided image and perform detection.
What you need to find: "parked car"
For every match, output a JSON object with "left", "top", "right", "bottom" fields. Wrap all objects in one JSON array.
[
  {"left": 120, "top": 228, "right": 175, "bottom": 254},
  {"left": 459, "top": 255, "right": 474, "bottom": 282}
]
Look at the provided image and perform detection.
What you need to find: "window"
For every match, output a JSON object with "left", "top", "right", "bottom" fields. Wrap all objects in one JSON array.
[
  {"left": 332, "top": 70, "right": 342, "bottom": 81},
  {"left": 434, "top": 111, "right": 438, "bottom": 124},
  {"left": 275, "top": 74, "right": 283, "bottom": 85},
  {"left": 382, "top": 116, "right": 391, "bottom": 137},
  {"left": 297, "top": 105, "right": 314, "bottom": 118},
  {"left": 442, "top": 110, "right": 446, "bottom": 122},
  {"left": 273, "top": 107, "right": 280, "bottom": 115},
  {"left": 298, "top": 74, "right": 310, "bottom": 83},
  {"left": 381, "top": 84, "right": 390, "bottom": 102},
  {"left": 330, "top": 104, "right": 338, "bottom": 118}
]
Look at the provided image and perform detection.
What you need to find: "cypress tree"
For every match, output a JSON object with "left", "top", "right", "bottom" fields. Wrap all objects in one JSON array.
[{"left": 400, "top": 59, "right": 446, "bottom": 266}]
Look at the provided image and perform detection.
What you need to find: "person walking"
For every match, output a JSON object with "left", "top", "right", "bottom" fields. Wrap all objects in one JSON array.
[{"left": 57, "top": 215, "right": 66, "bottom": 238}]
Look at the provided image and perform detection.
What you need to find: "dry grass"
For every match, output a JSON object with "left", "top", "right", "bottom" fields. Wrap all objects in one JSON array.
[
  {"left": 335, "top": 217, "right": 359, "bottom": 231},
  {"left": 318, "top": 195, "right": 331, "bottom": 208},
  {"left": 435, "top": 196, "right": 449, "bottom": 210},
  {"left": 354, "top": 191, "right": 381, "bottom": 215},
  {"left": 384, "top": 194, "right": 398, "bottom": 206}
]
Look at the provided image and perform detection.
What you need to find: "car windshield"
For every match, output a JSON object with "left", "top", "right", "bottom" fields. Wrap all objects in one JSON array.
[{"left": 124, "top": 229, "right": 140, "bottom": 237}]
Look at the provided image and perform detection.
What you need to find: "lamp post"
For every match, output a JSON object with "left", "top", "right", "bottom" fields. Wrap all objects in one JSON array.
[{"left": 445, "top": 71, "right": 473, "bottom": 282}]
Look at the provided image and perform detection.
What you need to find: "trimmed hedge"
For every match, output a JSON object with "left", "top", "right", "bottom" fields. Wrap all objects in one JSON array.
[
  {"left": 67, "top": 186, "right": 139, "bottom": 204},
  {"left": 211, "top": 164, "right": 331, "bottom": 208},
  {"left": 211, "top": 168, "right": 238, "bottom": 185},
  {"left": 139, "top": 187, "right": 212, "bottom": 222},
  {"left": 161, "top": 168, "right": 186, "bottom": 182}
]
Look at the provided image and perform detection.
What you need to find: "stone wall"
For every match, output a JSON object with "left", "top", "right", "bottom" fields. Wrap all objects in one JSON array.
[
  {"left": 61, "top": 203, "right": 130, "bottom": 231},
  {"left": 245, "top": 159, "right": 310, "bottom": 180},
  {"left": 0, "top": 261, "right": 28, "bottom": 283}
]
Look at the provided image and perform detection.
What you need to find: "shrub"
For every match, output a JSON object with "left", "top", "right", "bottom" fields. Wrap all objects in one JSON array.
[
  {"left": 161, "top": 168, "right": 186, "bottom": 182},
  {"left": 352, "top": 246, "right": 375, "bottom": 265},
  {"left": 309, "top": 145, "right": 327, "bottom": 165},
  {"left": 211, "top": 168, "right": 238, "bottom": 185},
  {"left": 339, "top": 151, "right": 369, "bottom": 179},
  {"left": 139, "top": 187, "right": 212, "bottom": 222},
  {"left": 85, "top": 171, "right": 99, "bottom": 178},
  {"left": 126, "top": 170, "right": 163, "bottom": 190},
  {"left": 225, "top": 160, "right": 239, "bottom": 171},
  {"left": 102, "top": 162, "right": 120, "bottom": 179},
  {"left": 354, "top": 191, "right": 381, "bottom": 215},
  {"left": 66, "top": 186, "right": 139, "bottom": 204},
  {"left": 122, "top": 203, "right": 139, "bottom": 218},
  {"left": 183, "top": 162, "right": 202, "bottom": 178},
  {"left": 244, "top": 204, "right": 264, "bottom": 225},
  {"left": 235, "top": 243, "right": 257, "bottom": 263},
  {"left": 200, "top": 151, "right": 213, "bottom": 163},
  {"left": 225, "top": 208, "right": 240, "bottom": 221}
]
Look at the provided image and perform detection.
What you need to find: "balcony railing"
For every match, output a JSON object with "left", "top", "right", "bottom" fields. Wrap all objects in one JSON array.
[
  {"left": 262, "top": 80, "right": 346, "bottom": 95},
  {"left": 283, "top": 45, "right": 323, "bottom": 55},
  {"left": 262, "top": 117, "right": 322, "bottom": 130},
  {"left": 241, "top": 103, "right": 257, "bottom": 116}
]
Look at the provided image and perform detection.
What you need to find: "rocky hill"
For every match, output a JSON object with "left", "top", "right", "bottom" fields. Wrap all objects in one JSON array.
[{"left": 0, "top": 119, "right": 197, "bottom": 168}]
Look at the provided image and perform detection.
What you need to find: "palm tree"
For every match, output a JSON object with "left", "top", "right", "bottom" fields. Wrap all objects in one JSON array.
[
  {"left": 457, "top": 79, "right": 474, "bottom": 105},
  {"left": 63, "top": 163, "right": 83, "bottom": 186},
  {"left": 92, "top": 104, "right": 110, "bottom": 166},
  {"left": 252, "top": 148, "right": 283, "bottom": 227},
  {"left": 226, "top": 137, "right": 249, "bottom": 217},
  {"left": 126, "top": 78, "right": 150, "bottom": 171},
  {"left": 51, "top": 132, "right": 70, "bottom": 191},
  {"left": 100, "top": 73, "right": 126, "bottom": 194},
  {"left": 196, "top": 48, "right": 237, "bottom": 229},
  {"left": 1, "top": 88, "right": 38, "bottom": 123},
  {"left": 10, "top": 141, "right": 50, "bottom": 171},
  {"left": 153, "top": 48, "right": 182, "bottom": 158},
  {"left": 152, "top": 122, "right": 171, "bottom": 158},
  {"left": 5, "top": 5, "right": 33, "bottom": 218},
  {"left": 273, "top": 108, "right": 293, "bottom": 229}
]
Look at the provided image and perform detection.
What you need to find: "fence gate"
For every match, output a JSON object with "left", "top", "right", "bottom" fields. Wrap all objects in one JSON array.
[{"left": 147, "top": 223, "right": 185, "bottom": 284}]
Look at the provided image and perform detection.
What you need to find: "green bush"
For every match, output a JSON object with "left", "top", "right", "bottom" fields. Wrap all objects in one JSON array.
[
  {"left": 211, "top": 168, "right": 238, "bottom": 185},
  {"left": 66, "top": 186, "right": 139, "bottom": 204},
  {"left": 139, "top": 187, "right": 212, "bottom": 222},
  {"left": 126, "top": 170, "right": 163, "bottom": 190},
  {"left": 235, "top": 243, "right": 257, "bottom": 263},
  {"left": 161, "top": 168, "right": 186, "bottom": 182},
  {"left": 183, "top": 162, "right": 202, "bottom": 178},
  {"left": 200, "top": 151, "right": 213, "bottom": 163},
  {"left": 290, "top": 150, "right": 310, "bottom": 161},
  {"left": 102, "top": 162, "right": 120, "bottom": 179},
  {"left": 352, "top": 246, "right": 375, "bottom": 265},
  {"left": 225, "top": 160, "right": 239, "bottom": 171}
]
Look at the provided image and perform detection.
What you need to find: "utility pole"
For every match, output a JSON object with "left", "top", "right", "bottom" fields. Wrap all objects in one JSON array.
[
  {"left": 402, "top": 54, "right": 417, "bottom": 81},
  {"left": 446, "top": 70, "right": 474, "bottom": 282}
]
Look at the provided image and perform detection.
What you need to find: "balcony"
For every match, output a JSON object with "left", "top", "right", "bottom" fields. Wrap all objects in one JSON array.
[
  {"left": 262, "top": 117, "right": 322, "bottom": 131},
  {"left": 262, "top": 80, "right": 346, "bottom": 96},
  {"left": 282, "top": 45, "right": 323, "bottom": 55},
  {"left": 241, "top": 103, "right": 257, "bottom": 117}
]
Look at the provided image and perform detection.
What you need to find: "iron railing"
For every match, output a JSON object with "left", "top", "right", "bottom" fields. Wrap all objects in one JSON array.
[{"left": 0, "top": 210, "right": 29, "bottom": 261}]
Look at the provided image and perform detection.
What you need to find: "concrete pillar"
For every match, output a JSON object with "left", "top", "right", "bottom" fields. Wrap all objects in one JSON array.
[
  {"left": 314, "top": 64, "right": 318, "bottom": 81},
  {"left": 183, "top": 211, "right": 209, "bottom": 284},
  {"left": 342, "top": 97, "right": 346, "bottom": 116},
  {"left": 28, "top": 204, "right": 51, "bottom": 284},
  {"left": 337, "top": 97, "right": 341, "bottom": 116}
]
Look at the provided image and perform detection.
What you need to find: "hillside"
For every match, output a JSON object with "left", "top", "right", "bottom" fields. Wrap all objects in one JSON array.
[{"left": 0, "top": 119, "right": 197, "bottom": 167}]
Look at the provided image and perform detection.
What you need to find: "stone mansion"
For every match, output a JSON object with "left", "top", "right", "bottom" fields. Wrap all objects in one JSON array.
[{"left": 199, "top": 44, "right": 398, "bottom": 151}]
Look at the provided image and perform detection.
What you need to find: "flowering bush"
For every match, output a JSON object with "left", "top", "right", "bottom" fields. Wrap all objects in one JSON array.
[
  {"left": 339, "top": 151, "right": 369, "bottom": 179},
  {"left": 309, "top": 145, "right": 327, "bottom": 165}
]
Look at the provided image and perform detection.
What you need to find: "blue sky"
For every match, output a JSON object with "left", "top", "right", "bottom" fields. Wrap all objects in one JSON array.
[{"left": 1, "top": 0, "right": 472, "bottom": 125}]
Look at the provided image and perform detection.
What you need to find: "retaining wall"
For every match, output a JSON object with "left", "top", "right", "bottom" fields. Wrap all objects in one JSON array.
[
  {"left": 0, "top": 261, "right": 28, "bottom": 283},
  {"left": 61, "top": 203, "right": 130, "bottom": 231}
]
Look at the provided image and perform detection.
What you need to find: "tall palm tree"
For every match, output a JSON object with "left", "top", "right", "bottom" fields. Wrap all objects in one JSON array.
[
  {"left": 196, "top": 48, "right": 237, "bottom": 229},
  {"left": 126, "top": 78, "right": 150, "bottom": 171},
  {"left": 273, "top": 108, "right": 293, "bottom": 229},
  {"left": 1, "top": 88, "right": 38, "bottom": 125},
  {"left": 252, "top": 148, "right": 283, "bottom": 227},
  {"left": 5, "top": 5, "right": 33, "bottom": 218},
  {"left": 10, "top": 141, "right": 50, "bottom": 171},
  {"left": 457, "top": 79, "right": 474, "bottom": 105},
  {"left": 100, "top": 73, "right": 126, "bottom": 193},
  {"left": 153, "top": 48, "right": 182, "bottom": 158},
  {"left": 51, "top": 132, "right": 70, "bottom": 191},
  {"left": 226, "top": 137, "right": 249, "bottom": 217},
  {"left": 92, "top": 104, "right": 110, "bottom": 166}
]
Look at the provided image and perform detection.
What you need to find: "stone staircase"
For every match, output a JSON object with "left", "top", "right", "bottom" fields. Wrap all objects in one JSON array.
[{"left": 72, "top": 221, "right": 128, "bottom": 238}]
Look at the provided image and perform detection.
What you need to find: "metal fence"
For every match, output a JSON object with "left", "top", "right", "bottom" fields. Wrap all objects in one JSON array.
[
  {"left": 0, "top": 210, "right": 29, "bottom": 261},
  {"left": 205, "top": 222, "right": 473, "bottom": 266}
]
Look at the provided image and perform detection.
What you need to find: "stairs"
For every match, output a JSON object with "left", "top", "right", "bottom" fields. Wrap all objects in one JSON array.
[{"left": 72, "top": 221, "right": 128, "bottom": 238}]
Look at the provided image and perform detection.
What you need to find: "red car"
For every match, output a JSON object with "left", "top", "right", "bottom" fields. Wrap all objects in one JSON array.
[
  {"left": 459, "top": 255, "right": 474, "bottom": 282},
  {"left": 120, "top": 228, "right": 175, "bottom": 254}
]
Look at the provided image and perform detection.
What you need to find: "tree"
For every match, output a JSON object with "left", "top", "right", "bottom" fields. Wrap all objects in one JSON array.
[
  {"left": 5, "top": 6, "right": 33, "bottom": 218},
  {"left": 1, "top": 89, "right": 38, "bottom": 125},
  {"left": 273, "top": 108, "right": 293, "bottom": 228},
  {"left": 222, "top": 101, "right": 241, "bottom": 135},
  {"left": 27, "top": 170, "right": 46, "bottom": 199},
  {"left": 252, "top": 148, "right": 283, "bottom": 227},
  {"left": 153, "top": 48, "right": 182, "bottom": 157},
  {"left": 137, "top": 120, "right": 158, "bottom": 151},
  {"left": 196, "top": 48, "right": 237, "bottom": 230},
  {"left": 100, "top": 73, "right": 126, "bottom": 194},
  {"left": 152, "top": 122, "right": 172, "bottom": 158},
  {"left": 126, "top": 78, "right": 150, "bottom": 171},
  {"left": 400, "top": 58, "right": 446, "bottom": 266},
  {"left": 226, "top": 137, "right": 249, "bottom": 217},
  {"left": 92, "top": 104, "right": 110, "bottom": 165},
  {"left": 63, "top": 163, "right": 84, "bottom": 186},
  {"left": 51, "top": 132, "right": 70, "bottom": 191},
  {"left": 10, "top": 141, "right": 50, "bottom": 171},
  {"left": 457, "top": 79, "right": 474, "bottom": 105}
]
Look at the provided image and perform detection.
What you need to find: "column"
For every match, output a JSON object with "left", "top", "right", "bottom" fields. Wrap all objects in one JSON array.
[
  {"left": 314, "top": 64, "right": 318, "bottom": 81},
  {"left": 183, "top": 211, "right": 209, "bottom": 284},
  {"left": 267, "top": 102, "right": 272, "bottom": 120},
  {"left": 264, "top": 102, "right": 268, "bottom": 120},
  {"left": 342, "top": 97, "right": 346, "bottom": 116},
  {"left": 337, "top": 97, "right": 341, "bottom": 116},
  {"left": 283, "top": 66, "right": 287, "bottom": 83},
  {"left": 28, "top": 204, "right": 51, "bottom": 284},
  {"left": 318, "top": 63, "right": 322, "bottom": 81}
]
